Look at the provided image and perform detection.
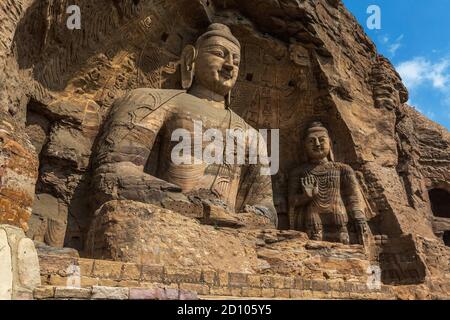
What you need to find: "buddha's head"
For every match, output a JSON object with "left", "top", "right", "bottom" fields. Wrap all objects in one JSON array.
[
  {"left": 181, "top": 23, "right": 241, "bottom": 98},
  {"left": 304, "top": 122, "right": 332, "bottom": 162}
]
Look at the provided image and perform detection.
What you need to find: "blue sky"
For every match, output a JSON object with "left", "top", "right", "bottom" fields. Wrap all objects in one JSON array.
[{"left": 343, "top": 0, "right": 450, "bottom": 130}]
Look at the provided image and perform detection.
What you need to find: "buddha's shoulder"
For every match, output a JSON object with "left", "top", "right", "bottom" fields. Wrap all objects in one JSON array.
[
  {"left": 228, "top": 110, "right": 251, "bottom": 130},
  {"left": 331, "top": 162, "right": 355, "bottom": 173},
  {"left": 107, "top": 89, "right": 187, "bottom": 119},
  {"left": 120, "top": 88, "right": 186, "bottom": 105},
  {"left": 289, "top": 162, "right": 354, "bottom": 175},
  {"left": 289, "top": 164, "right": 310, "bottom": 177}
]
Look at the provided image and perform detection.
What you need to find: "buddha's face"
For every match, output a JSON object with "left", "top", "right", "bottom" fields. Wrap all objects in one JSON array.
[
  {"left": 194, "top": 36, "right": 241, "bottom": 97},
  {"left": 305, "top": 130, "right": 331, "bottom": 161}
]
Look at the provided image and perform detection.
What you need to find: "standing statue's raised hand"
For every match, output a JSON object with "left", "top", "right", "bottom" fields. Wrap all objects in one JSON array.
[{"left": 301, "top": 175, "right": 318, "bottom": 199}]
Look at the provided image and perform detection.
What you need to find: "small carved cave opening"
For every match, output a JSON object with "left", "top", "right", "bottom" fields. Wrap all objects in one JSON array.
[
  {"left": 443, "top": 231, "right": 450, "bottom": 247},
  {"left": 429, "top": 188, "right": 450, "bottom": 218},
  {"left": 161, "top": 32, "right": 169, "bottom": 42}
]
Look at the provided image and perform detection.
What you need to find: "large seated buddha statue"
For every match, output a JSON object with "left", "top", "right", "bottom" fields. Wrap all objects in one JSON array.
[{"left": 89, "top": 23, "right": 278, "bottom": 228}]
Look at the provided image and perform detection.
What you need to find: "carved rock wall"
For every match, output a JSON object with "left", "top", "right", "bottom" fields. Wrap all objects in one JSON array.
[{"left": 0, "top": 0, "right": 35, "bottom": 116}]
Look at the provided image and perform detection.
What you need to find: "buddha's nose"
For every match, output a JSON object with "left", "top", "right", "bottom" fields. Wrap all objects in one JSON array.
[{"left": 223, "top": 55, "right": 234, "bottom": 70}]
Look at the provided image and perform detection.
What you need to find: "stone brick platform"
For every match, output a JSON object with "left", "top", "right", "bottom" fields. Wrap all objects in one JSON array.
[
  {"left": 38, "top": 253, "right": 397, "bottom": 300},
  {"left": 33, "top": 286, "right": 198, "bottom": 300}
]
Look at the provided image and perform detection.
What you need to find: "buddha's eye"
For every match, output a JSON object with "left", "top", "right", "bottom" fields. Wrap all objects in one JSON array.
[{"left": 210, "top": 50, "right": 225, "bottom": 58}]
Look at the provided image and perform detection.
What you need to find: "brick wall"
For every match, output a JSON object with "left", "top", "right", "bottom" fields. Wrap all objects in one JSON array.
[
  {"left": 38, "top": 254, "right": 395, "bottom": 299},
  {"left": 33, "top": 285, "right": 199, "bottom": 300}
]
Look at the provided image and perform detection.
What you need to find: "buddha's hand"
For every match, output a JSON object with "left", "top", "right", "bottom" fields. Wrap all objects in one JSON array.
[{"left": 301, "top": 175, "right": 318, "bottom": 199}]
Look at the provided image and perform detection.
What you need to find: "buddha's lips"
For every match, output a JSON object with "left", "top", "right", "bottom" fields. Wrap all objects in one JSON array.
[{"left": 219, "top": 70, "right": 233, "bottom": 80}]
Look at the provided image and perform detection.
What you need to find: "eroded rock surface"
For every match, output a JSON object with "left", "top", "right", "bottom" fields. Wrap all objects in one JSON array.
[
  {"left": 0, "top": 112, "right": 38, "bottom": 231},
  {"left": 86, "top": 200, "right": 265, "bottom": 273},
  {"left": 86, "top": 200, "right": 374, "bottom": 284}
]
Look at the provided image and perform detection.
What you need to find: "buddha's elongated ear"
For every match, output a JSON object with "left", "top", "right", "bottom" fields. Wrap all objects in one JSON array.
[
  {"left": 181, "top": 45, "right": 197, "bottom": 90},
  {"left": 225, "top": 93, "right": 231, "bottom": 109}
]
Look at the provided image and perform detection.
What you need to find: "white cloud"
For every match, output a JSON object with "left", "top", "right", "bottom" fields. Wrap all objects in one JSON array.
[
  {"left": 396, "top": 58, "right": 428, "bottom": 88},
  {"left": 381, "top": 34, "right": 403, "bottom": 57},
  {"left": 430, "top": 60, "right": 450, "bottom": 88},
  {"left": 398, "top": 57, "right": 450, "bottom": 119},
  {"left": 388, "top": 43, "right": 401, "bottom": 56},
  {"left": 396, "top": 57, "right": 450, "bottom": 90}
]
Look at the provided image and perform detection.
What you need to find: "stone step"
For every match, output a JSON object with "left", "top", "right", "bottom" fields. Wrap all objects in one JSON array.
[
  {"left": 33, "top": 283, "right": 394, "bottom": 300},
  {"left": 33, "top": 286, "right": 199, "bottom": 300}
]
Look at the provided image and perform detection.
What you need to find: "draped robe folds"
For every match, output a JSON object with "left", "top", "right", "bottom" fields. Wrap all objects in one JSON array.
[
  {"left": 92, "top": 88, "right": 277, "bottom": 226},
  {"left": 289, "top": 162, "right": 367, "bottom": 231}
]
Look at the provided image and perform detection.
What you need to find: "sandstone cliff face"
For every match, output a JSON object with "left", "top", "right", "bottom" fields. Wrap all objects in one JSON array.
[
  {"left": 0, "top": 0, "right": 449, "bottom": 294},
  {"left": 0, "top": 112, "right": 38, "bottom": 230}
]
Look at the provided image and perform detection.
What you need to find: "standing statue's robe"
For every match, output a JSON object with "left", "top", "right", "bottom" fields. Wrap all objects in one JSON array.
[{"left": 289, "top": 161, "right": 366, "bottom": 232}]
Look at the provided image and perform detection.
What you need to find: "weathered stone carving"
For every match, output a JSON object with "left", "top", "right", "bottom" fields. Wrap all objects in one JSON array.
[
  {"left": 89, "top": 23, "right": 277, "bottom": 233},
  {"left": 288, "top": 122, "right": 369, "bottom": 244},
  {"left": 0, "top": 112, "right": 41, "bottom": 300}
]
